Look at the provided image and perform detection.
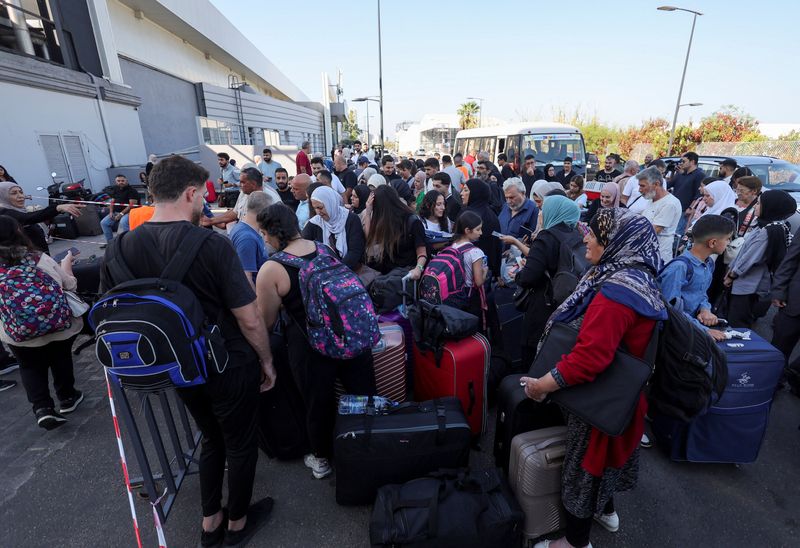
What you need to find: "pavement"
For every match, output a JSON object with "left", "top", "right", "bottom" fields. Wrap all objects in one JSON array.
[{"left": 1, "top": 236, "right": 799, "bottom": 547}]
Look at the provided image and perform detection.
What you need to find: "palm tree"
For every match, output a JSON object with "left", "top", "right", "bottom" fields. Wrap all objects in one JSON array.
[{"left": 457, "top": 101, "right": 480, "bottom": 130}]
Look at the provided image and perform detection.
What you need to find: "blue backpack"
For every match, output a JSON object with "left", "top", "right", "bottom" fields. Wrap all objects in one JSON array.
[
  {"left": 270, "top": 243, "right": 380, "bottom": 359},
  {"left": 89, "top": 229, "right": 228, "bottom": 390}
]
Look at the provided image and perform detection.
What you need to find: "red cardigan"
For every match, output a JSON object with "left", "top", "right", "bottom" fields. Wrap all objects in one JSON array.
[{"left": 555, "top": 292, "right": 656, "bottom": 477}]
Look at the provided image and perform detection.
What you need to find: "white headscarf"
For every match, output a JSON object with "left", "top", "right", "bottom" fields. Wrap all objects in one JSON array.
[
  {"left": 0, "top": 181, "right": 26, "bottom": 212},
  {"left": 530, "top": 180, "right": 563, "bottom": 201},
  {"left": 309, "top": 185, "right": 350, "bottom": 258},
  {"left": 367, "top": 173, "right": 387, "bottom": 189},
  {"left": 701, "top": 180, "right": 737, "bottom": 217}
]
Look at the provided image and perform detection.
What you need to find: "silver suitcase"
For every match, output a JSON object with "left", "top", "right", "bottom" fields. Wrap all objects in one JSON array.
[{"left": 508, "top": 426, "right": 568, "bottom": 541}]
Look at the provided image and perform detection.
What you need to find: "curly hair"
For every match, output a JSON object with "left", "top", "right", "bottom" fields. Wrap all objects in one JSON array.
[
  {"left": 257, "top": 203, "right": 300, "bottom": 251},
  {"left": 419, "top": 190, "right": 448, "bottom": 231}
]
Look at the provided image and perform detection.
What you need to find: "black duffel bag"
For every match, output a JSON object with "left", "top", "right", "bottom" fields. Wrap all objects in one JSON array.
[
  {"left": 370, "top": 467, "right": 523, "bottom": 548},
  {"left": 408, "top": 299, "right": 479, "bottom": 358},
  {"left": 369, "top": 267, "right": 412, "bottom": 314},
  {"left": 334, "top": 397, "right": 471, "bottom": 506}
]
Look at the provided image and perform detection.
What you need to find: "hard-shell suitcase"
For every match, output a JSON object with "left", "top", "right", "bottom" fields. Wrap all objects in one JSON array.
[
  {"left": 334, "top": 397, "right": 471, "bottom": 505},
  {"left": 494, "top": 374, "right": 565, "bottom": 473},
  {"left": 74, "top": 204, "right": 103, "bottom": 236},
  {"left": 651, "top": 331, "right": 784, "bottom": 463},
  {"left": 378, "top": 311, "right": 414, "bottom": 371},
  {"left": 414, "top": 333, "right": 490, "bottom": 435},
  {"left": 52, "top": 213, "right": 78, "bottom": 240},
  {"left": 335, "top": 322, "right": 407, "bottom": 403},
  {"left": 73, "top": 256, "right": 102, "bottom": 299},
  {"left": 508, "top": 426, "right": 568, "bottom": 541}
]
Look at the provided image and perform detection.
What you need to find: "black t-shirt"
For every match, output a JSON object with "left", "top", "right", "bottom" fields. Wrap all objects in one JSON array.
[
  {"left": 335, "top": 168, "right": 359, "bottom": 190},
  {"left": 500, "top": 164, "right": 515, "bottom": 182},
  {"left": 100, "top": 222, "right": 258, "bottom": 367},
  {"left": 594, "top": 169, "right": 621, "bottom": 184},
  {"left": 668, "top": 168, "right": 705, "bottom": 211},
  {"left": 369, "top": 214, "right": 427, "bottom": 274},
  {"left": 277, "top": 188, "right": 299, "bottom": 211},
  {"left": 110, "top": 185, "right": 141, "bottom": 213}
]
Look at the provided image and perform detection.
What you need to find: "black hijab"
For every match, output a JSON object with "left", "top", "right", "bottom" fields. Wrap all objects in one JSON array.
[
  {"left": 757, "top": 190, "right": 796, "bottom": 272},
  {"left": 544, "top": 163, "right": 556, "bottom": 182},
  {"left": 463, "top": 178, "right": 501, "bottom": 277},
  {"left": 351, "top": 183, "right": 371, "bottom": 215}
]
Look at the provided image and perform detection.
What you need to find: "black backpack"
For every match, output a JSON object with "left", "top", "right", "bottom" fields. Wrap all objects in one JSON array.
[
  {"left": 545, "top": 229, "right": 589, "bottom": 306},
  {"left": 89, "top": 228, "right": 228, "bottom": 390},
  {"left": 647, "top": 301, "right": 728, "bottom": 421}
]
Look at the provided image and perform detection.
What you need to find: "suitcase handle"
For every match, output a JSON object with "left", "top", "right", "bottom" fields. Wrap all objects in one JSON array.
[
  {"left": 544, "top": 446, "right": 567, "bottom": 464},
  {"left": 467, "top": 381, "right": 475, "bottom": 417},
  {"left": 535, "top": 436, "right": 567, "bottom": 454}
]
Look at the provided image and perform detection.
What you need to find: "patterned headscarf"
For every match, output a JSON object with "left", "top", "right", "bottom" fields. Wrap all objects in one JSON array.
[{"left": 545, "top": 207, "right": 667, "bottom": 335}]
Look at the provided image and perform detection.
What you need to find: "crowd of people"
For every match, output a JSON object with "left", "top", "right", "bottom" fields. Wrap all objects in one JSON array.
[{"left": 1, "top": 140, "right": 799, "bottom": 548}]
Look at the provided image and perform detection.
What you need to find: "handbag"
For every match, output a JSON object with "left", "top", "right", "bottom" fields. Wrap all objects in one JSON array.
[
  {"left": 64, "top": 290, "right": 90, "bottom": 317},
  {"left": 529, "top": 322, "right": 657, "bottom": 436},
  {"left": 723, "top": 236, "right": 745, "bottom": 265}
]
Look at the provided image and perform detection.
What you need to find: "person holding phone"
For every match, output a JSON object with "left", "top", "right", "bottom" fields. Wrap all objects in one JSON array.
[{"left": 498, "top": 177, "right": 538, "bottom": 245}]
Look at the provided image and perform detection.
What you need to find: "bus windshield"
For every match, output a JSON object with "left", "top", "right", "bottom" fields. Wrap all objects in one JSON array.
[{"left": 519, "top": 134, "right": 586, "bottom": 165}]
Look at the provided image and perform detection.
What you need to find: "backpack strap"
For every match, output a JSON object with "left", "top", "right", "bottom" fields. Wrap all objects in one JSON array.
[
  {"left": 142, "top": 227, "right": 214, "bottom": 282},
  {"left": 105, "top": 231, "right": 137, "bottom": 286}
]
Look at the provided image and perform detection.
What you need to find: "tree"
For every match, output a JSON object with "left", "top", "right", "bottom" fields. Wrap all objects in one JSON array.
[
  {"left": 778, "top": 129, "right": 800, "bottom": 141},
  {"left": 694, "top": 105, "right": 765, "bottom": 143},
  {"left": 457, "top": 101, "right": 480, "bottom": 130},
  {"left": 342, "top": 109, "right": 361, "bottom": 141}
]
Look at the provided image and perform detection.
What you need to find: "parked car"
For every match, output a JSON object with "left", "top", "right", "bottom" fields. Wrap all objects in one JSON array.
[{"left": 662, "top": 155, "right": 800, "bottom": 210}]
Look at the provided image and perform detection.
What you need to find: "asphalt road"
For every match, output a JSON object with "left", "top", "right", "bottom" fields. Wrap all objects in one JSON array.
[{"left": 1, "top": 237, "right": 798, "bottom": 547}]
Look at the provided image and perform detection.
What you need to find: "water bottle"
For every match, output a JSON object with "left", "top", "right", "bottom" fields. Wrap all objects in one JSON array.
[{"left": 338, "top": 395, "right": 397, "bottom": 415}]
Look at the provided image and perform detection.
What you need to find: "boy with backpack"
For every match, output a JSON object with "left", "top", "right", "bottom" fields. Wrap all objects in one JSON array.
[
  {"left": 98, "top": 156, "right": 276, "bottom": 547},
  {"left": 658, "top": 214, "right": 735, "bottom": 342}
]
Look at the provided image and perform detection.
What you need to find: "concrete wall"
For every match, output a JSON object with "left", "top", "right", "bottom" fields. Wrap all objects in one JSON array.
[
  {"left": 119, "top": 57, "right": 201, "bottom": 157},
  {"left": 0, "top": 80, "right": 146, "bottom": 197}
]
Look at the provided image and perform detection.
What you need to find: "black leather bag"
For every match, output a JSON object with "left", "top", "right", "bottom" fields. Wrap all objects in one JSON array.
[
  {"left": 408, "top": 300, "right": 479, "bottom": 354},
  {"left": 370, "top": 267, "right": 412, "bottom": 314},
  {"left": 529, "top": 322, "right": 656, "bottom": 436}
]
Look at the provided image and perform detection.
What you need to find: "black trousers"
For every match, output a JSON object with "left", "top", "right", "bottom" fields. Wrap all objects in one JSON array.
[
  {"left": 9, "top": 336, "right": 78, "bottom": 412},
  {"left": 564, "top": 498, "right": 614, "bottom": 547},
  {"left": 727, "top": 293, "right": 757, "bottom": 328},
  {"left": 177, "top": 361, "right": 260, "bottom": 522},
  {"left": 772, "top": 308, "right": 800, "bottom": 373},
  {"left": 287, "top": 323, "right": 377, "bottom": 459}
]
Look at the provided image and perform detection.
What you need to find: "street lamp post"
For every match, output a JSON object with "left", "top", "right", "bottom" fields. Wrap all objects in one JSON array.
[
  {"left": 353, "top": 96, "right": 381, "bottom": 151},
  {"left": 658, "top": 5, "right": 703, "bottom": 156},
  {"left": 377, "top": 0, "right": 385, "bottom": 152},
  {"left": 466, "top": 96, "right": 484, "bottom": 127}
]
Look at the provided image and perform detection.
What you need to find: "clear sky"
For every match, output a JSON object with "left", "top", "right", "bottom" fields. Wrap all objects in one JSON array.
[{"left": 210, "top": 0, "right": 799, "bottom": 136}]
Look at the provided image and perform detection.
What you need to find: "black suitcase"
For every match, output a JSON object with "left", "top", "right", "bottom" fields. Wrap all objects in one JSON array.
[
  {"left": 52, "top": 213, "right": 78, "bottom": 240},
  {"left": 74, "top": 204, "right": 103, "bottom": 236},
  {"left": 257, "top": 330, "right": 310, "bottom": 460},
  {"left": 493, "top": 285, "right": 524, "bottom": 370},
  {"left": 493, "top": 374, "right": 565, "bottom": 474},
  {"left": 218, "top": 190, "right": 240, "bottom": 208},
  {"left": 334, "top": 397, "right": 471, "bottom": 505},
  {"left": 73, "top": 256, "right": 102, "bottom": 300}
]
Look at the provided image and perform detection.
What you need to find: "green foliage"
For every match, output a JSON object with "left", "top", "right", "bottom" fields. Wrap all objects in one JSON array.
[
  {"left": 778, "top": 129, "right": 800, "bottom": 141},
  {"left": 457, "top": 101, "right": 480, "bottom": 130},
  {"left": 343, "top": 109, "right": 361, "bottom": 141},
  {"left": 694, "top": 105, "right": 765, "bottom": 143}
]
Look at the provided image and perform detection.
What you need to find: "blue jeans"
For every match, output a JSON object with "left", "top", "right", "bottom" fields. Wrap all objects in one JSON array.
[{"left": 101, "top": 213, "right": 130, "bottom": 241}]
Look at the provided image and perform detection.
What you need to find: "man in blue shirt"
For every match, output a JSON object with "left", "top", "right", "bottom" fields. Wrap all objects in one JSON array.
[
  {"left": 257, "top": 148, "right": 282, "bottom": 189},
  {"left": 289, "top": 173, "right": 312, "bottom": 229},
  {"left": 498, "top": 177, "right": 538, "bottom": 241},
  {"left": 230, "top": 190, "right": 270, "bottom": 288},
  {"left": 657, "top": 214, "right": 734, "bottom": 341}
]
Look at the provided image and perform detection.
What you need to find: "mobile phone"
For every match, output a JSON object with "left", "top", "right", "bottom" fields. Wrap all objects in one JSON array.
[
  {"left": 53, "top": 247, "right": 80, "bottom": 262},
  {"left": 491, "top": 231, "right": 507, "bottom": 238},
  {"left": 519, "top": 225, "right": 534, "bottom": 234}
]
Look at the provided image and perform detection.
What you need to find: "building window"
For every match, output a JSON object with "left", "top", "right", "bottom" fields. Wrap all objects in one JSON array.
[
  {"left": 0, "top": 0, "right": 65, "bottom": 64},
  {"left": 264, "top": 130, "right": 280, "bottom": 146},
  {"left": 39, "top": 133, "right": 90, "bottom": 187},
  {"left": 200, "top": 117, "right": 246, "bottom": 145}
]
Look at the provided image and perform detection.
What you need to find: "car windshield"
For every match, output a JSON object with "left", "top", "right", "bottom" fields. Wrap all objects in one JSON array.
[
  {"left": 749, "top": 162, "right": 800, "bottom": 192},
  {"left": 520, "top": 134, "right": 586, "bottom": 165}
]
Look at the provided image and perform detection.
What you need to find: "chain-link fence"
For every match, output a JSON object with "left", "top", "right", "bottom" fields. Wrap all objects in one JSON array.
[{"left": 697, "top": 141, "right": 800, "bottom": 164}]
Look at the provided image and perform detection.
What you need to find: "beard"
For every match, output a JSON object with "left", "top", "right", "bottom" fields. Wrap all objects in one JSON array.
[{"left": 190, "top": 205, "right": 203, "bottom": 226}]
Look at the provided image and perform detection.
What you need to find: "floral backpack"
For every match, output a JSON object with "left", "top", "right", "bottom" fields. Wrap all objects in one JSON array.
[
  {"left": 0, "top": 253, "right": 72, "bottom": 342},
  {"left": 270, "top": 243, "right": 380, "bottom": 359}
]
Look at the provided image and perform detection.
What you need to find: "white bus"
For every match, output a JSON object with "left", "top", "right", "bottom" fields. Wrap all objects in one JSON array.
[{"left": 453, "top": 122, "right": 588, "bottom": 176}]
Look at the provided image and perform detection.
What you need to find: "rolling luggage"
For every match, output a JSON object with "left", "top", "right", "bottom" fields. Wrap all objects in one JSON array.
[
  {"left": 218, "top": 190, "right": 239, "bottom": 208},
  {"left": 494, "top": 374, "right": 565, "bottom": 474},
  {"left": 370, "top": 467, "right": 523, "bottom": 548},
  {"left": 493, "top": 285, "right": 524, "bottom": 370},
  {"left": 334, "top": 397, "right": 471, "bottom": 505},
  {"left": 257, "top": 330, "right": 310, "bottom": 460},
  {"left": 651, "top": 331, "right": 784, "bottom": 463},
  {"left": 335, "top": 322, "right": 407, "bottom": 403},
  {"left": 74, "top": 204, "right": 103, "bottom": 236},
  {"left": 52, "top": 213, "right": 78, "bottom": 240},
  {"left": 73, "top": 256, "right": 102, "bottom": 300},
  {"left": 378, "top": 310, "right": 414, "bottom": 370},
  {"left": 508, "top": 426, "right": 568, "bottom": 541},
  {"left": 414, "top": 333, "right": 490, "bottom": 436}
]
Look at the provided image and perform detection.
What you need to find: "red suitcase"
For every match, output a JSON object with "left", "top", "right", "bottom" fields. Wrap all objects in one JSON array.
[
  {"left": 335, "top": 322, "right": 407, "bottom": 402},
  {"left": 413, "top": 333, "right": 490, "bottom": 435}
]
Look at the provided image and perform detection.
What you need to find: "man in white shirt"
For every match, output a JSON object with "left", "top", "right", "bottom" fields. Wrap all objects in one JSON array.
[
  {"left": 310, "top": 156, "right": 345, "bottom": 193},
  {"left": 637, "top": 166, "right": 682, "bottom": 262}
]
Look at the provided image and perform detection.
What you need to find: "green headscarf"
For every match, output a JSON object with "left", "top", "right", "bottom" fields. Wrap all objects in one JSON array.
[{"left": 542, "top": 194, "right": 580, "bottom": 230}]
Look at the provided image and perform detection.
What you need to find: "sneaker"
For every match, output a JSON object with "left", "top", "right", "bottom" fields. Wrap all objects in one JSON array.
[
  {"left": 35, "top": 407, "right": 67, "bottom": 430},
  {"left": 199, "top": 508, "right": 228, "bottom": 548},
  {"left": 223, "top": 497, "right": 274, "bottom": 547},
  {"left": 303, "top": 453, "right": 332, "bottom": 479},
  {"left": 0, "top": 360, "right": 19, "bottom": 375},
  {"left": 0, "top": 379, "right": 17, "bottom": 392},
  {"left": 594, "top": 511, "right": 620, "bottom": 533},
  {"left": 640, "top": 432, "right": 653, "bottom": 449},
  {"left": 58, "top": 390, "right": 84, "bottom": 414}
]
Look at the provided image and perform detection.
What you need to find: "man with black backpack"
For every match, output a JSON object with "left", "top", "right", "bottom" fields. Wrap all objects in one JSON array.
[{"left": 99, "top": 155, "right": 277, "bottom": 547}]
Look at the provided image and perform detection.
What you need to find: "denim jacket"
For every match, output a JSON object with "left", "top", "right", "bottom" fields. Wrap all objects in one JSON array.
[{"left": 657, "top": 250, "right": 715, "bottom": 330}]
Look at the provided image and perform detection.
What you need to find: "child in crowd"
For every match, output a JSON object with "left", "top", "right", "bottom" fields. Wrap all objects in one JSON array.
[{"left": 658, "top": 214, "right": 734, "bottom": 341}]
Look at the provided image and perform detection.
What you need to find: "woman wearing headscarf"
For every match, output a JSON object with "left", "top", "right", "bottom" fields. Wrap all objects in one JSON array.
[
  {"left": 544, "top": 163, "right": 557, "bottom": 182},
  {"left": 521, "top": 208, "right": 666, "bottom": 548},
  {"left": 302, "top": 185, "right": 365, "bottom": 271},
  {"left": 585, "top": 182, "right": 622, "bottom": 221},
  {"left": 530, "top": 180, "right": 565, "bottom": 209},
  {"left": 0, "top": 182, "right": 83, "bottom": 253},
  {"left": 349, "top": 183, "right": 371, "bottom": 216},
  {"left": 460, "top": 178, "right": 501, "bottom": 281},
  {"left": 515, "top": 195, "right": 583, "bottom": 367},
  {"left": 700, "top": 179, "right": 738, "bottom": 219},
  {"left": 725, "top": 190, "right": 798, "bottom": 327}
]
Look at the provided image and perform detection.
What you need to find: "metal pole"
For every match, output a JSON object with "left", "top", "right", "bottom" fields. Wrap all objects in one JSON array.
[
  {"left": 377, "top": 0, "right": 385, "bottom": 153},
  {"left": 667, "top": 12, "right": 698, "bottom": 156},
  {"left": 479, "top": 99, "right": 483, "bottom": 127},
  {"left": 365, "top": 100, "right": 370, "bottom": 147}
]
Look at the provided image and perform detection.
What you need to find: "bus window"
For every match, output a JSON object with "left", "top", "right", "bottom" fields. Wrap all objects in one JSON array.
[
  {"left": 453, "top": 138, "right": 464, "bottom": 157},
  {"left": 506, "top": 135, "right": 520, "bottom": 172},
  {"left": 466, "top": 138, "right": 478, "bottom": 157},
  {"left": 498, "top": 138, "right": 506, "bottom": 154},
  {"left": 485, "top": 137, "right": 496, "bottom": 161}
]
